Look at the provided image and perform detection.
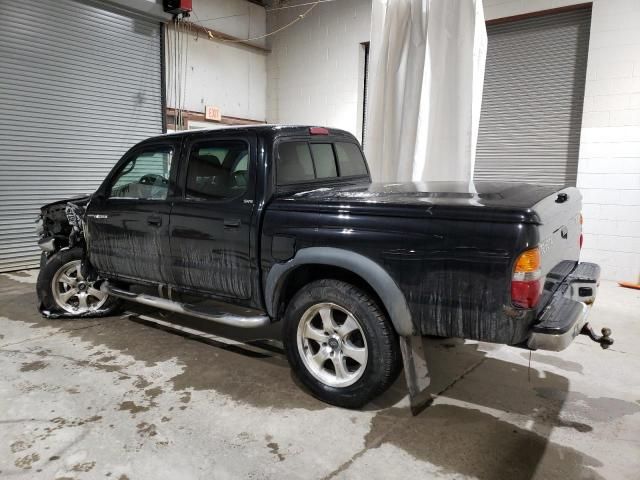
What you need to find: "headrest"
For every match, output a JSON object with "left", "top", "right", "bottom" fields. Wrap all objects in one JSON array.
[{"left": 196, "top": 154, "right": 221, "bottom": 168}]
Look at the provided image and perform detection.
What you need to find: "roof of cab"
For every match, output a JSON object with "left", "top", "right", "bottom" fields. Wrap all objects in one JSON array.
[{"left": 146, "top": 124, "right": 356, "bottom": 143}]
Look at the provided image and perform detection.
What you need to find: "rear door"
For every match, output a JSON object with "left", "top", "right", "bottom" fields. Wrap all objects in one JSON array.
[
  {"left": 86, "top": 139, "right": 179, "bottom": 284},
  {"left": 169, "top": 132, "right": 257, "bottom": 300}
]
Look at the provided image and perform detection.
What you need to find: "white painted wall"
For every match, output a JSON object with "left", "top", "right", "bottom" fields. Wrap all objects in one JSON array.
[
  {"left": 266, "top": 0, "right": 372, "bottom": 140},
  {"left": 166, "top": 0, "right": 267, "bottom": 121}
]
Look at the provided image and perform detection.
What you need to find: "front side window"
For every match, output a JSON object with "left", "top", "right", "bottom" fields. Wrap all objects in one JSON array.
[
  {"left": 185, "top": 141, "right": 249, "bottom": 200},
  {"left": 109, "top": 147, "right": 173, "bottom": 200}
]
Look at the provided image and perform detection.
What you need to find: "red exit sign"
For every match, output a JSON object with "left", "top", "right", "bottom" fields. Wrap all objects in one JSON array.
[{"left": 204, "top": 105, "right": 221, "bottom": 122}]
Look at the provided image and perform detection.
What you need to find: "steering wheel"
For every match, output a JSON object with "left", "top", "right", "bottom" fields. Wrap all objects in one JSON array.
[{"left": 139, "top": 174, "right": 168, "bottom": 185}]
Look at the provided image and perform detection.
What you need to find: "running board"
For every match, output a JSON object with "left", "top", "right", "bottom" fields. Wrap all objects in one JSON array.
[{"left": 100, "top": 281, "right": 271, "bottom": 329}]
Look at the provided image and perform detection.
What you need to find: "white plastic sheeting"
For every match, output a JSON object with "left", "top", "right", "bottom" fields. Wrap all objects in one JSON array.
[{"left": 364, "top": 0, "right": 487, "bottom": 183}]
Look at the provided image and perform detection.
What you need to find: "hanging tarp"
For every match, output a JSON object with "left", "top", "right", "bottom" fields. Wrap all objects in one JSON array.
[{"left": 365, "top": 0, "right": 487, "bottom": 183}]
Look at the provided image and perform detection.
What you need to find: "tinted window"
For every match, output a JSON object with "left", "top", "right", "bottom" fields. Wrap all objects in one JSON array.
[
  {"left": 109, "top": 148, "right": 172, "bottom": 200},
  {"left": 277, "top": 142, "right": 315, "bottom": 184},
  {"left": 335, "top": 142, "right": 368, "bottom": 177},
  {"left": 185, "top": 141, "right": 249, "bottom": 200},
  {"left": 310, "top": 144, "right": 338, "bottom": 178}
]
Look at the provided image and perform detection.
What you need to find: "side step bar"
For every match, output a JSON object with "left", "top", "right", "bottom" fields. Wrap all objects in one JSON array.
[{"left": 100, "top": 281, "right": 271, "bottom": 329}]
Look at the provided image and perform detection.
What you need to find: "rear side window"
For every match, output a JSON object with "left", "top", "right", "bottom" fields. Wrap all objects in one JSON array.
[
  {"left": 277, "top": 140, "right": 367, "bottom": 185},
  {"left": 185, "top": 141, "right": 249, "bottom": 200},
  {"left": 335, "top": 142, "right": 368, "bottom": 177}
]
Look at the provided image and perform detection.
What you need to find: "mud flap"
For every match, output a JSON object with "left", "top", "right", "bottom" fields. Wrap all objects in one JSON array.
[{"left": 399, "top": 335, "right": 432, "bottom": 416}]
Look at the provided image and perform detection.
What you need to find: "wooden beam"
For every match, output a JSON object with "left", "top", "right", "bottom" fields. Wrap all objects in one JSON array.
[
  {"left": 181, "top": 20, "right": 270, "bottom": 54},
  {"left": 166, "top": 108, "right": 266, "bottom": 130}
]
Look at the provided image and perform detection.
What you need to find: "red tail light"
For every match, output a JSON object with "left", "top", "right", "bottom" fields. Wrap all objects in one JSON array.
[
  {"left": 309, "top": 127, "right": 329, "bottom": 135},
  {"left": 511, "top": 281, "right": 542, "bottom": 309},
  {"left": 511, "top": 248, "right": 542, "bottom": 308}
]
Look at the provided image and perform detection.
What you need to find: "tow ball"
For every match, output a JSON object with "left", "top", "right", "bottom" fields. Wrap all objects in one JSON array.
[{"left": 580, "top": 323, "right": 614, "bottom": 349}]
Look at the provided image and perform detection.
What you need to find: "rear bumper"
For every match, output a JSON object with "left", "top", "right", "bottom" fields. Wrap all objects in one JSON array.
[{"left": 527, "top": 262, "right": 600, "bottom": 351}]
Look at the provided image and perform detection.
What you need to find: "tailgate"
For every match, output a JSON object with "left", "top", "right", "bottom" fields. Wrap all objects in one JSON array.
[{"left": 531, "top": 186, "right": 583, "bottom": 314}]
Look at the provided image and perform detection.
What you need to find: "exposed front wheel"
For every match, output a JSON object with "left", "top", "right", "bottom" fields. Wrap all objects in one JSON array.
[
  {"left": 283, "top": 279, "right": 401, "bottom": 408},
  {"left": 37, "top": 247, "right": 122, "bottom": 318}
]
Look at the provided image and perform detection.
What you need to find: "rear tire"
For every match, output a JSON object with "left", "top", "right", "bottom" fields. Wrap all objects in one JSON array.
[
  {"left": 37, "top": 247, "right": 122, "bottom": 318},
  {"left": 283, "top": 279, "right": 401, "bottom": 408}
]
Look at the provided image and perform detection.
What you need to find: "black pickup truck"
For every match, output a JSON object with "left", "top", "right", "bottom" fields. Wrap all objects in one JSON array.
[{"left": 35, "top": 125, "right": 611, "bottom": 409}]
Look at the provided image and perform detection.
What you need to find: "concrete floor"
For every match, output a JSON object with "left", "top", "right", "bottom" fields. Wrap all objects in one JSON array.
[{"left": 0, "top": 271, "right": 639, "bottom": 480}]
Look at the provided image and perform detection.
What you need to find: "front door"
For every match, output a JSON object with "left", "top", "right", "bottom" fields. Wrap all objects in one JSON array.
[
  {"left": 169, "top": 133, "right": 256, "bottom": 300},
  {"left": 86, "top": 140, "right": 178, "bottom": 284}
]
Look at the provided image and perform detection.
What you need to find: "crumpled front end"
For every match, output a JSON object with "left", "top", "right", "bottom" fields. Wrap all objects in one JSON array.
[
  {"left": 36, "top": 196, "right": 110, "bottom": 319},
  {"left": 36, "top": 196, "right": 91, "bottom": 258}
]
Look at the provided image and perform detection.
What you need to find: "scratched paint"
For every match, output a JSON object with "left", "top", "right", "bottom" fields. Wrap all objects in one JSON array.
[
  {"left": 90, "top": 230, "right": 169, "bottom": 282},
  {"left": 171, "top": 242, "right": 250, "bottom": 299}
]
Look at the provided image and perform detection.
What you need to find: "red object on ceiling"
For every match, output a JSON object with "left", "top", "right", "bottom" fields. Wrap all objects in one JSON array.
[{"left": 164, "top": 0, "right": 192, "bottom": 14}]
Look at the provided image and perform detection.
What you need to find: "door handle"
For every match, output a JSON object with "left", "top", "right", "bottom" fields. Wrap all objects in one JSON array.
[
  {"left": 224, "top": 218, "right": 241, "bottom": 228},
  {"left": 147, "top": 215, "right": 162, "bottom": 226}
]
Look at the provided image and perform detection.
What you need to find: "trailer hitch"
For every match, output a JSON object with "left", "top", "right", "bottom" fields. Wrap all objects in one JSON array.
[{"left": 580, "top": 323, "right": 614, "bottom": 349}]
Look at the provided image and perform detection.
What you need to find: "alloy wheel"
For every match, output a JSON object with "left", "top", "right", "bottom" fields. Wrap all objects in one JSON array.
[
  {"left": 296, "top": 302, "right": 368, "bottom": 388},
  {"left": 51, "top": 260, "right": 107, "bottom": 314}
]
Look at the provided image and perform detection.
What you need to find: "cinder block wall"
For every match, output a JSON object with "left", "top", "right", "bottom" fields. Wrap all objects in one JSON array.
[
  {"left": 266, "top": 0, "right": 371, "bottom": 140},
  {"left": 575, "top": 0, "right": 640, "bottom": 283},
  {"left": 267, "top": 0, "right": 640, "bottom": 281}
]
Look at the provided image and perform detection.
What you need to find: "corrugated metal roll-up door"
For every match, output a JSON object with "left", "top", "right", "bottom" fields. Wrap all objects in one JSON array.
[
  {"left": 0, "top": 0, "right": 163, "bottom": 272},
  {"left": 475, "top": 7, "right": 592, "bottom": 186}
]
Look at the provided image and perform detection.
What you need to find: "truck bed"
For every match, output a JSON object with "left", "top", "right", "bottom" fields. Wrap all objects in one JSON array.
[{"left": 268, "top": 180, "right": 582, "bottom": 345}]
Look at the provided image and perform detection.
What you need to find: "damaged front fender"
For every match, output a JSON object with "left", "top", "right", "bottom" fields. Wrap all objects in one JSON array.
[
  {"left": 37, "top": 195, "right": 92, "bottom": 257},
  {"left": 39, "top": 304, "right": 118, "bottom": 319}
]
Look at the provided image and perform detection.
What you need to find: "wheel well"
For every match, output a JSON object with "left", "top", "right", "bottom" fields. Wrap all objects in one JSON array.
[{"left": 275, "top": 264, "right": 391, "bottom": 324}]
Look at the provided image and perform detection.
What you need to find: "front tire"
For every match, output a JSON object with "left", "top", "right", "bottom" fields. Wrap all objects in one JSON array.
[
  {"left": 37, "top": 247, "right": 121, "bottom": 318},
  {"left": 283, "top": 279, "right": 401, "bottom": 408}
]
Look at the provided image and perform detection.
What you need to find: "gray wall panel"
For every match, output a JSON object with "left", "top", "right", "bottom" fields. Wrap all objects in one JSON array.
[
  {"left": 0, "top": 0, "right": 163, "bottom": 271},
  {"left": 475, "top": 8, "right": 592, "bottom": 186}
]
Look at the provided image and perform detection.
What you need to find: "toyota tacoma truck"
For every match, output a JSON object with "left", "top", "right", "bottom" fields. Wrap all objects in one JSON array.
[{"left": 35, "top": 125, "right": 612, "bottom": 410}]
